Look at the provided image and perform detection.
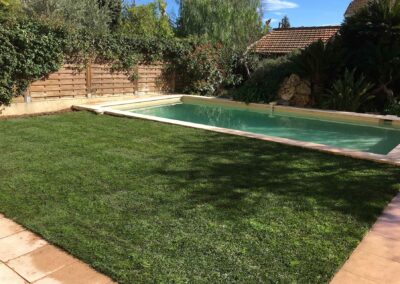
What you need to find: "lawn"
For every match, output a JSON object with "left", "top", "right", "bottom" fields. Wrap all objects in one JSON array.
[{"left": 0, "top": 111, "right": 399, "bottom": 283}]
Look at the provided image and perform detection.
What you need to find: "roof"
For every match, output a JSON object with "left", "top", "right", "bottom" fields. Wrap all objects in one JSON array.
[
  {"left": 344, "top": 0, "right": 370, "bottom": 17},
  {"left": 253, "top": 26, "right": 340, "bottom": 55}
]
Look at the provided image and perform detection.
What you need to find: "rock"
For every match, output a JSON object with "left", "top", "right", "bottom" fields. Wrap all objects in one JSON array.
[
  {"left": 296, "top": 81, "right": 311, "bottom": 96},
  {"left": 278, "top": 74, "right": 311, "bottom": 107},
  {"left": 291, "top": 94, "right": 310, "bottom": 107}
]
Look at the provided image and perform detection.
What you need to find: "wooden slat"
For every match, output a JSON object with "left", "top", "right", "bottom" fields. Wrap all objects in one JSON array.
[
  {"left": 91, "top": 78, "right": 132, "bottom": 84},
  {"left": 31, "top": 90, "right": 87, "bottom": 97},
  {"left": 31, "top": 79, "right": 86, "bottom": 86},
  {"left": 28, "top": 63, "right": 172, "bottom": 99},
  {"left": 30, "top": 85, "right": 87, "bottom": 92}
]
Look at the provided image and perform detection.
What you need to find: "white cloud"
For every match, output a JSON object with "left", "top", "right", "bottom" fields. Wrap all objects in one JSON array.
[{"left": 263, "top": 0, "right": 299, "bottom": 11}]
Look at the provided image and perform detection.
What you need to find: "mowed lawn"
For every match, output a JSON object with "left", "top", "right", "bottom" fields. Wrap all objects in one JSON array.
[{"left": 0, "top": 111, "right": 399, "bottom": 283}]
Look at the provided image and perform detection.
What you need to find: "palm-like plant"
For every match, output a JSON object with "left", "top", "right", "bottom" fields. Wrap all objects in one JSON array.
[
  {"left": 341, "top": 0, "right": 400, "bottom": 107},
  {"left": 292, "top": 39, "right": 343, "bottom": 106},
  {"left": 324, "top": 69, "right": 374, "bottom": 112}
]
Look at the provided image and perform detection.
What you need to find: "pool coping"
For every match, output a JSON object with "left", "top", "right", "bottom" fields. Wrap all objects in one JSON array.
[{"left": 73, "top": 95, "right": 400, "bottom": 167}]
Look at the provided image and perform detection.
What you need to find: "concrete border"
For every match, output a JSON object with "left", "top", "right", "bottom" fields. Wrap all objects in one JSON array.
[{"left": 73, "top": 95, "right": 400, "bottom": 167}]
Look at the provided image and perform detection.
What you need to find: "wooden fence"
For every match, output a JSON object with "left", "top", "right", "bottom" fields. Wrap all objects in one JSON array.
[{"left": 26, "top": 63, "right": 174, "bottom": 102}]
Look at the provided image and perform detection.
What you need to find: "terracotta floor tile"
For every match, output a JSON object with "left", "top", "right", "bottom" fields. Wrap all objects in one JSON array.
[
  {"left": 380, "top": 195, "right": 400, "bottom": 219},
  {"left": 7, "top": 245, "right": 77, "bottom": 283},
  {"left": 0, "top": 231, "right": 47, "bottom": 262},
  {"left": 330, "top": 269, "right": 376, "bottom": 284},
  {"left": 0, "top": 218, "right": 25, "bottom": 239},
  {"left": 371, "top": 219, "right": 400, "bottom": 240},
  {"left": 33, "top": 262, "right": 113, "bottom": 284},
  {"left": 0, "top": 263, "right": 27, "bottom": 284},
  {"left": 341, "top": 249, "right": 400, "bottom": 284},
  {"left": 356, "top": 232, "right": 400, "bottom": 263}
]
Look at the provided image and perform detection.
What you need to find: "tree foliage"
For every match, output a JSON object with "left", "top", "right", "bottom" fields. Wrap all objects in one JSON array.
[
  {"left": 176, "top": 0, "right": 263, "bottom": 49},
  {"left": 0, "top": 17, "right": 67, "bottom": 106},
  {"left": 0, "top": 0, "right": 21, "bottom": 18},
  {"left": 120, "top": 0, "right": 173, "bottom": 38},
  {"left": 292, "top": 39, "right": 343, "bottom": 106},
  {"left": 341, "top": 0, "right": 400, "bottom": 108},
  {"left": 22, "top": 0, "right": 112, "bottom": 35},
  {"left": 98, "top": 0, "right": 122, "bottom": 30},
  {"left": 232, "top": 54, "right": 296, "bottom": 103},
  {"left": 279, "top": 15, "right": 290, "bottom": 28}
]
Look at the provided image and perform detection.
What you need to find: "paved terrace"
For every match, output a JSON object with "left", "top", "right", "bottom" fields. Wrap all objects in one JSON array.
[
  {"left": 331, "top": 193, "right": 400, "bottom": 284},
  {"left": 0, "top": 213, "right": 115, "bottom": 284}
]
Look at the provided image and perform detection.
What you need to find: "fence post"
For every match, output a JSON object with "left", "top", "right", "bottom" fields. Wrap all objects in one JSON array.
[
  {"left": 86, "top": 62, "right": 92, "bottom": 98},
  {"left": 135, "top": 65, "right": 140, "bottom": 96},
  {"left": 24, "top": 86, "right": 32, "bottom": 103}
]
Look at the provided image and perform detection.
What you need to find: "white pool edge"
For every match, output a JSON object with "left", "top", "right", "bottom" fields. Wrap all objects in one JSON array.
[{"left": 73, "top": 95, "right": 400, "bottom": 167}]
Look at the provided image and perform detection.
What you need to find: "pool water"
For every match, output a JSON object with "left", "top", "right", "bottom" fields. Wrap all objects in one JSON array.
[{"left": 131, "top": 102, "right": 400, "bottom": 155}]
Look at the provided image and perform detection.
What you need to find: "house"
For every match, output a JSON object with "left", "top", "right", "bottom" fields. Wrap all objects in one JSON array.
[
  {"left": 252, "top": 0, "right": 374, "bottom": 56},
  {"left": 344, "top": 0, "right": 371, "bottom": 17},
  {"left": 252, "top": 26, "right": 340, "bottom": 56}
]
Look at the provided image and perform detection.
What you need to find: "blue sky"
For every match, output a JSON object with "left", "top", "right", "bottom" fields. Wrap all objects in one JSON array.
[{"left": 128, "top": 0, "right": 352, "bottom": 28}]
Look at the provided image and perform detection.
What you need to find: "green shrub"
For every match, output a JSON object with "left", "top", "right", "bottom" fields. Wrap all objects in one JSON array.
[
  {"left": 384, "top": 99, "right": 400, "bottom": 116},
  {"left": 323, "top": 69, "right": 374, "bottom": 112},
  {"left": 173, "top": 38, "right": 224, "bottom": 96},
  {"left": 0, "top": 17, "right": 67, "bottom": 106},
  {"left": 231, "top": 54, "right": 295, "bottom": 103},
  {"left": 0, "top": 0, "right": 21, "bottom": 19},
  {"left": 292, "top": 39, "right": 344, "bottom": 106},
  {"left": 340, "top": 0, "right": 400, "bottom": 111}
]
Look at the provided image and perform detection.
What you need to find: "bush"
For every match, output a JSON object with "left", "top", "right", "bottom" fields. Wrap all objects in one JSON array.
[
  {"left": 323, "top": 69, "right": 374, "bottom": 112},
  {"left": 0, "top": 17, "right": 67, "bottom": 106},
  {"left": 173, "top": 38, "right": 224, "bottom": 96},
  {"left": 231, "top": 54, "right": 295, "bottom": 103},
  {"left": 292, "top": 39, "right": 344, "bottom": 107},
  {"left": 384, "top": 99, "right": 400, "bottom": 116},
  {"left": 340, "top": 0, "right": 400, "bottom": 111}
]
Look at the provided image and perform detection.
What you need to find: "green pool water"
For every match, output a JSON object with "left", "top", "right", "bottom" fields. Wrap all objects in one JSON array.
[{"left": 130, "top": 102, "right": 400, "bottom": 155}]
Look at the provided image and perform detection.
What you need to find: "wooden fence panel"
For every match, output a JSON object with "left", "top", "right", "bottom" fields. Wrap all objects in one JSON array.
[
  {"left": 90, "top": 64, "right": 135, "bottom": 96},
  {"left": 29, "top": 66, "right": 87, "bottom": 100},
  {"left": 27, "top": 63, "right": 174, "bottom": 101}
]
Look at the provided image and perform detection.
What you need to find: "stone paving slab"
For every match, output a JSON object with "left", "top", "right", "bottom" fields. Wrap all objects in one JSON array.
[
  {"left": 0, "top": 216, "right": 115, "bottom": 284},
  {"left": 0, "top": 218, "right": 25, "bottom": 239},
  {"left": 0, "top": 262, "right": 27, "bottom": 284},
  {"left": 34, "top": 261, "right": 113, "bottom": 284},
  {"left": 331, "top": 193, "right": 400, "bottom": 284},
  {"left": 7, "top": 245, "right": 77, "bottom": 283},
  {"left": 0, "top": 231, "right": 48, "bottom": 262}
]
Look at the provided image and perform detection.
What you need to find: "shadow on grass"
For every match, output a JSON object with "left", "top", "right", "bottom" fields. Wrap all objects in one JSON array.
[{"left": 154, "top": 131, "right": 400, "bottom": 223}]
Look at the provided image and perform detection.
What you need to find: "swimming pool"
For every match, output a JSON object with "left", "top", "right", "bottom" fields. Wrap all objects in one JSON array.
[
  {"left": 74, "top": 95, "right": 400, "bottom": 165},
  {"left": 130, "top": 102, "right": 400, "bottom": 155}
]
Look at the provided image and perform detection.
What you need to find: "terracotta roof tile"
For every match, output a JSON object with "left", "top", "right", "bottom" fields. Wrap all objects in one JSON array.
[
  {"left": 345, "top": 0, "right": 370, "bottom": 17},
  {"left": 253, "top": 26, "right": 340, "bottom": 55}
]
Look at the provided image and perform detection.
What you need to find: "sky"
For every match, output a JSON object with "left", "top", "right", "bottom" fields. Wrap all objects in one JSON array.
[{"left": 128, "top": 0, "right": 352, "bottom": 28}]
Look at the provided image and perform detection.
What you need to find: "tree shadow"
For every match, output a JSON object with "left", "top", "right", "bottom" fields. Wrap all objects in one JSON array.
[{"left": 153, "top": 132, "right": 400, "bottom": 223}]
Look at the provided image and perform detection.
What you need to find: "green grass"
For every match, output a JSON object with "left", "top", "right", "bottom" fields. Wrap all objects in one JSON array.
[{"left": 0, "top": 111, "right": 399, "bottom": 283}]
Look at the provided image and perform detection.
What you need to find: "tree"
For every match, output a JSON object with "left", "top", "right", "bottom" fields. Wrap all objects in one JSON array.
[
  {"left": 340, "top": 0, "right": 400, "bottom": 108},
  {"left": 22, "top": 0, "right": 112, "bottom": 35},
  {"left": 98, "top": 0, "right": 122, "bottom": 30},
  {"left": 120, "top": 0, "right": 173, "bottom": 38},
  {"left": 176, "top": 0, "right": 263, "bottom": 49},
  {"left": 0, "top": 0, "right": 21, "bottom": 19},
  {"left": 279, "top": 15, "right": 290, "bottom": 28},
  {"left": 293, "top": 39, "right": 343, "bottom": 106}
]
